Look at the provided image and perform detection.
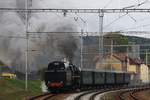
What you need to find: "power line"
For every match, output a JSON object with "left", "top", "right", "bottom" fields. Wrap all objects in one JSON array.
[
  {"left": 1, "top": 8, "right": 150, "bottom": 13},
  {"left": 127, "top": 14, "right": 137, "bottom": 22},
  {"left": 119, "top": 24, "right": 150, "bottom": 31},
  {"left": 104, "top": 13, "right": 128, "bottom": 29},
  {"left": 103, "top": 0, "right": 114, "bottom": 8},
  {"left": 122, "top": 0, "right": 150, "bottom": 9}
]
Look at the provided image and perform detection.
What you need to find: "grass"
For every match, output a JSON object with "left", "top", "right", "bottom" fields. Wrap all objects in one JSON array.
[
  {"left": 101, "top": 91, "right": 119, "bottom": 100},
  {"left": 0, "top": 78, "right": 42, "bottom": 100}
]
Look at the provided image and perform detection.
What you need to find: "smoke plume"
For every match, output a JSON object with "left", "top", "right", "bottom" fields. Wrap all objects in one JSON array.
[{"left": 0, "top": 0, "right": 80, "bottom": 72}]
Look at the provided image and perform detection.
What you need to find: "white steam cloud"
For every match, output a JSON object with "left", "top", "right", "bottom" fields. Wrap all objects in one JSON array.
[{"left": 0, "top": 0, "right": 80, "bottom": 72}]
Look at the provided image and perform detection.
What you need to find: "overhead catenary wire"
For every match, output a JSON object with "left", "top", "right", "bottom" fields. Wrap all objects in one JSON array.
[
  {"left": 119, "top": 23, "right": 150, "bottom": 31},
  {"left": 74, "top": 12, "right": 88, "bottom": 32},
  {"left": 122, "top": 0, "right": 150, "bottom": 9},
  {"left": 1, "top": 8, "right": 150, "bottom": 13},
  {"left": 103, "top": 0, "right": 114, "bottom": 8},
  {"left": 127, "top": 14, "right": 137, "bottom": 22},
  {"left": 103, "top": 13, "right": 128, "bottom": 29}
]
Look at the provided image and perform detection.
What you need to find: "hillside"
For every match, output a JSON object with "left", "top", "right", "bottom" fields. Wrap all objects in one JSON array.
[
  {"left": 83, "top": 34, "right": 150, "bottom": 47},
  {"left": 82, "top": 33, "right": 150, "bottom": 68},
  {"left": 127, "top": 36, "right": 150, "bottom": 61},
  {"left": 0, "top": 78, "right": 42, "bottom": 100}
]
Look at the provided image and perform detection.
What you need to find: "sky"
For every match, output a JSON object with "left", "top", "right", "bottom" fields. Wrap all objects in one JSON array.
[
  {"left": 0, "top": 0, "right": 150, "bottom": 71},
  {"left": 1, "top": 0, "right": 150, "bottom": 34},
  {"left": 31, "top": 0, "right": 150, "bottom": 38},
  {"left": 32, "top": 0, "right": 150, "bottom": 9}
]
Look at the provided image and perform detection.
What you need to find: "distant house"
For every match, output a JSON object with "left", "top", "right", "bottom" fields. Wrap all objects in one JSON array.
[
  {"left": 0, "top": 60, "right": 16, "bottom": 79},
  {"left": 127, "top": 58, "right": 142, "bottom": 84},
  {"left": 95, "top": 53, "right": 127, "bottom": 71},
  {"left": 140, "top": 64, "right": 149, "bottom": 83},
  {"left": 96, "top": 53, "right": 148, "bottom": 84},
  {"left": 1, "top": 73, "right": 16, "bottom": 79},
  {"left": 0, "top": 66, "right": 17, "bottom": 79}
]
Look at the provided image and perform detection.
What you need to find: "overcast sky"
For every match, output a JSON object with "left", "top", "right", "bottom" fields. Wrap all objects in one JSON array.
[
  {"left": 0, "top": 0, "right": 150, "bottom": 71},
  {"left": 0, "top": 0, "right": 150, "bottom": 38},
  {"left": 32, "top": 0, "right": 150, "bottom": 9},
  {"left": 34, "top": 0, "right": 150, "bottom": 38}
]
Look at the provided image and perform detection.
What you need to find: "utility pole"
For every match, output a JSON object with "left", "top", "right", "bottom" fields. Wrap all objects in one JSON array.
[
  {"left": 99, "top": 10, "right": 104, "bottom": 66},
  {"left": 111, "top": 40, "right": 113, "bottom": 57},
  {"left": 110, "top": 40, "right": 113, "bottom": 71},
  {"left": 80, "top": 29, "right": 83, "bottom": 69},
  {"left": 146, "top": 50, "right": 148, "bottom": 65},
  {"left": 127, "top": 45, "right": 129, "bottom": 57},
  {"left": 25, "top": 0, "right": 29, "bottom": 91}
]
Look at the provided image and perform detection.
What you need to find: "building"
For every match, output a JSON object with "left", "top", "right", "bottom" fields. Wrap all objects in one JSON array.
[
  {"left": 1, "top": 72, "right": 16, "bottom": 79},
  {"left": 95, "top": 53, "right": 127, "bottom": 71},
  {"left": 96, "top": 53, "right": 148, "bottom": 84},
  {"left": 140, "top": 64, "right": 149, "bottom": 83}
]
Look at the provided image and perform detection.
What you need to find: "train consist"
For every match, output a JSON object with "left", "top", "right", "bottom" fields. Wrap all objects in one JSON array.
[{"left": 44, "top": 61, "right": 131, "bottom": 92}]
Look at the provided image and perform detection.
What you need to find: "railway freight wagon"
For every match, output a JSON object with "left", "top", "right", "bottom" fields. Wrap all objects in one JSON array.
[
  {"left": 80, "top": 70, "right": 94, "bottom": 88},
  {"left": 45, "top": 61, "right": 131, "bottom": 93},
  {"left": 94, "top": 71, "right": 105, "bottom": 87},
  {"left": 80, "top": 70, "right": 130, "bottom": 88}
]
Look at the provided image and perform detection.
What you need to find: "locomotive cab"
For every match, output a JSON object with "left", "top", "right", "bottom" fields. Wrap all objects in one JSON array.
[{"left": 45, "top": 61, "right": 66, "bottom": 92}]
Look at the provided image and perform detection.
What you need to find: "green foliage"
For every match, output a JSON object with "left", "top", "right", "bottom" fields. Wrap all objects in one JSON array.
[
  {"left": 0, "top": 78, "right": 42, "bottom": 100},
  {"left": 104, "top": 32, "right": 128, "bottom": 44},
  {"left": 104, "top": 32, "right": 129, "bottom": 53}
]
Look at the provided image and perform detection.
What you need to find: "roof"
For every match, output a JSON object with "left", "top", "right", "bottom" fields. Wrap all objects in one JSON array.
[
  {"left": 95, "top": 53, "right": 143, "bottom": 66},
  {"left": 113, "top": 53, "right": 143, "bottom": 65},
  {"left": 129, "top": 58, "right": 144, "bottom": 65},
  {"left": 112, "top": 53, "right": 127, "bottom": 62}
]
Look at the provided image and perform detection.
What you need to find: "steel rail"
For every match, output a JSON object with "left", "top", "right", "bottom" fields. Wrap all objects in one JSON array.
[
  {"left": 130, "top": 87, "right": 150, "bottom": 100},
  {"left": 89, "top": 89, "right": 109, "bottom": 100},
  {"left": 29, "top": 93, "right": 56, "bottom": 100},
  {"left": 74, "top": 90, "right": 98, "bottom": 100},
  {"left": 119, "top": 86, "right": 150, "bottom": 100}
]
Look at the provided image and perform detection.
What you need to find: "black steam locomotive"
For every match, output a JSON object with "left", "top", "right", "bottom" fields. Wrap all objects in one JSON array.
[{"left": 44, "top": 61, "right": 131, "bottom": 92}]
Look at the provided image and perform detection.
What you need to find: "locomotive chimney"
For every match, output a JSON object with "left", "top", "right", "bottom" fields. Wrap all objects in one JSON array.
[{"left": 63, "top": 58, "right": 70, "bottom": 68}]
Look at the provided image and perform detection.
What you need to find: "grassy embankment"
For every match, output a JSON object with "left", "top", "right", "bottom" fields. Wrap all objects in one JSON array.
[
  {"left": 100, "top": 91, "right": 120, "bottom": 100},
  {"left": 0, "top": 78, "right": 42, "bottom": 100}
]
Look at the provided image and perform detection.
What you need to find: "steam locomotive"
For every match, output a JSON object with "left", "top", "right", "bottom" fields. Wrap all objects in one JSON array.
[{"left": 44, "top": 61, "right": 131, "bottom": 93}]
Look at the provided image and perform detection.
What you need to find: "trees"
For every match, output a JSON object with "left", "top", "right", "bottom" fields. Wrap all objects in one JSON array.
[{"left": 104, "top": 32, "right": 129, "bottom": 53}]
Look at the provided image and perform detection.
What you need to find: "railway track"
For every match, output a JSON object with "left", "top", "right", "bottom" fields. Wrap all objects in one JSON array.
[
  {"left": 29, "top": 85, "right": 150, "bottom": 100},
  {"left": 29, "top": 93, "right": 57, "bottom": 100},
  {"left": 119, "top": 86, "right": 150, "bottom": 100},
  {"left": 74, "top": 90, "right": 98, "bottom": 100},
  {"left": 72, "top": 85, "right": 150, "bottom": 100},
  {"left": 74, "top": 88, "right": 115, "bottom": 100}
]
